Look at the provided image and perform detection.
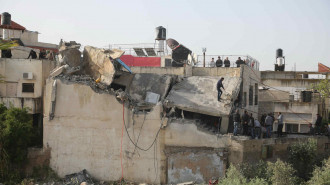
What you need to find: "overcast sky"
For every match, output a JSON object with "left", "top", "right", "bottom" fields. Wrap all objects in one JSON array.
[{"left": 2, "top": 0, "right": 329, "bottom": 71}]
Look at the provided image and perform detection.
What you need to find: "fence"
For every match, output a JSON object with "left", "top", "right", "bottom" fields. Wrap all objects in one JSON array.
[{"left": 196, "top": 54, "right": 260, "bottom": 71}]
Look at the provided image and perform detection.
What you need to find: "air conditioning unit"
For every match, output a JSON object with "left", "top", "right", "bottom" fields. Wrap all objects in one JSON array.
[{"left": 23, "top": 72, "right": 33, "bottom": 80}]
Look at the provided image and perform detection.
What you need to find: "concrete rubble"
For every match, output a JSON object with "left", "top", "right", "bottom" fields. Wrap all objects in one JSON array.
[
  {"left": 82, "top": 46, "right": 124, "bottom": 85},
  {"left": 58, "top": 41, "right": 82, "bottom": 67},
  {"left": 165, "top": 76, "right": 241, "bottom": 116}
]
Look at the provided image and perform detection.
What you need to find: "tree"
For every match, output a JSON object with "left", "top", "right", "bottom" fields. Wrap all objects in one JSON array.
[
  {"left": 0, "top": 104, "right": 33, "bottom": 183},
  {"left": 218, "top": 164, "right": 267, "bottom": 185},
  {"left": 267, "top": 160, "right": 298, "bottom": 185},
  {"left": 288, "top": 138, "right": 317, "bottom": 181},
  {"left": 313, "top": 79, "right": 330, "bottom": 98},
  {"left": 307, "top": 156, "right": 330, "bottom": 185}
]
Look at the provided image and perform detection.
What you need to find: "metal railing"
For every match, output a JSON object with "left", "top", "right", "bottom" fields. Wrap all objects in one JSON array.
[
  {"left": 196, "top": 54, "right": 260, "bottom": 71},
  {"left": 104, "top": 43, "right": 170, "bottom": 56}
]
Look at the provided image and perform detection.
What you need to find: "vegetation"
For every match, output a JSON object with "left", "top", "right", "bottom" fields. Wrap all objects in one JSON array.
[
  {"left": 288, "top": 138, "right": 317, "bottom": 180},
  {"left": 219, "top": 138, "right": 330, "bottom": 185},
  {"left": 0, "top": 40, "right": 18, "bottom": 50},
  {"left": 313, "top": 79, "right": 330, "bottom": 98},
  {"left": 0, "top": 104, "right": 34, "bottom": 184}
]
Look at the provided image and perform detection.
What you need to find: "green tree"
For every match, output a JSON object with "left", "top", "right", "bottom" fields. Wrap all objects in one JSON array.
[
  {"left": 313, "top": 79, "right": 330, "bottom": 98},
  {"left": 288, "top": 138, "right": 317, "bottom": 180},
  {"left": 267, "top": 160, "right": 298, "bottom": 185},
  {"left": 307, "top": 156, "right": 330, "bottom": 185},
  {"left": 0, "top": 104, "right": 33, "bottom": 183},
  {"left": 218, "top": 164, "right": 267, "bottom": 185}
]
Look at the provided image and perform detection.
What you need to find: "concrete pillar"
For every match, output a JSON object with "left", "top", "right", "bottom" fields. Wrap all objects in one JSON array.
[{"left": 220, "top": 116, "right": 229, "bottom": 134}]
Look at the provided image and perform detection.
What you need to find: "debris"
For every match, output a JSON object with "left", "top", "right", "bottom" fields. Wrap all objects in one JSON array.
[
  {"left": 58, "top": 41, "right": 82, "bottom": 67},
  {"left": 64, "top": 169, "right": 93, "bottom": 185},
  {"left": 49, "top": 79, "right": 57, "bottom": 120},
  {"left": 145, "top": 92, "right": 160, "bottom": 104},
  {"left": 177, "top": 181, "right": 194, "bottom": 185},
  {"left": 50, "top": 65, "right": 68, "bottom": 77},
  {"left": 82, "top": 46, "right": 124, "bottom": 85}
]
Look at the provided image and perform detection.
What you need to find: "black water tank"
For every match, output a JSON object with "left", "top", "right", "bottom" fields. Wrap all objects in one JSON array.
[
  {"left": 155, "top": 26, "right": 166, "bottom": 40},
  {"left": 1, "top": 12, "right": 11, "bottom": 26},
  {"left": 276, "top": 48, "right": 283, "bottom": 58}
]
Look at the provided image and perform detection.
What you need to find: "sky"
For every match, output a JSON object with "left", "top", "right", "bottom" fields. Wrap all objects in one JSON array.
[{"left": 1, "top": 0, "right": 330, "bottom": 71}]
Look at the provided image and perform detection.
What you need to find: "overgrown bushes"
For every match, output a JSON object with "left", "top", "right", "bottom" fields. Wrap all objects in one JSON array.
[
  {"left": 219, "top": 138, "right": 330, "bottom": 185},
  {"left": 0, "top": 104, "right": 34, "bottom": 184}
]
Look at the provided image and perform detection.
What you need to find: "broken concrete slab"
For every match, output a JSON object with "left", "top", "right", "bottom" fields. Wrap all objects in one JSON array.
[
  {"left": 165, "top": 76, "right": 241, "bottom": 117},
  {"left": 82, "top": 46, "right": 124, "bottom": 85},
  {"left": 58, "top": 41, "right": 82, "bottom": 67},
  {"left": 128, "top": 73, "right": 173, "bottom": 102}
]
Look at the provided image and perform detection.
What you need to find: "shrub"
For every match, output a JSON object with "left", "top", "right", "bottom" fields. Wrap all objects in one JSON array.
[
  {"left": 267, "top": 160, "right": 298, "bottom": 185},
  {"left": 0, "top": 105, "right": 34, "bottom": 183},
  {"left": 288, "top": 138, "right": 317, "bottom": 180},
  {"left": 307, "top": 156, "right": 330, "bottom": 185},
  {"left": 218, "top": 164, "right": 267, "bottom": 185}
]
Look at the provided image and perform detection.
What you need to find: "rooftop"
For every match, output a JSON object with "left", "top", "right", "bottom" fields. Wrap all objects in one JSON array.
[{"left": 0, "top": 15, "right": 26, "bottom": 30}]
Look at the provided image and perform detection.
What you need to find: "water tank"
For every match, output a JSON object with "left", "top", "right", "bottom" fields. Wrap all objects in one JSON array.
[
  {"left": 1, "top": 12, "right": 11, "bottom": 26},
  {"left": 155, "top": 26, "right": 166, "bottom": 40},
  {"left": 276, "top": 48, "right": 283, "bottom": 58}
]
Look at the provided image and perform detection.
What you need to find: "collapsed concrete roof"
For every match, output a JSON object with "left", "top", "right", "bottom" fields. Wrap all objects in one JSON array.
[
  {"left": 82, "top": 46, "right": 124, "bottom": 85},
  {"left": 165, "top": 76, "right": 241, "bottom": 117},
  {"left": 128, "top": 73, "right": 173, "bottom": 102}
]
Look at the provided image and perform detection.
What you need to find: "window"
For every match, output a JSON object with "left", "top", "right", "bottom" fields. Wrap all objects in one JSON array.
[
  {"left": 286, "top": 124, "right": 298, "bottom": 133},
  {"left": 243, "top": 92, "right": 247, "bottom": 107},
  {"left": 254, "top": 83, "right": 258, "bottom": 105},
  {"left": 22, "top": 83, "right": 34, "bottom": 93},
  {"left": 301, "top": 91, "right": 312, "bottom": 102},
  {"left": 249, "top": 85, "right": 253, "bottom": 106}
]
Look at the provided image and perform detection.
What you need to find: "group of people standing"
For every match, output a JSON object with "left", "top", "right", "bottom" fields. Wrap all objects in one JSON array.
[
  {"left": 209, "top": 56, "right": 251, "bottom": 68},
  {"left": 233, "top": 110, "right": 284, "bottom": 139}
]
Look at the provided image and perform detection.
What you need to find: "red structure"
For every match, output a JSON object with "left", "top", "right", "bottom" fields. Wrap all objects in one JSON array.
[
  {"left": 120, "top": 55, "right": 161, "bottom": 67},
  {"left": 0, "top": 15, "right": 26, "bottom": 30},
  {"left": 318, "top": 63, "right": 330, "bottom": 73}
]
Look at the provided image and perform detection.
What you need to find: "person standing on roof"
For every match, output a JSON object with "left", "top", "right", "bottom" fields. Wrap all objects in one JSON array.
[
  {"left": 210, "top": 58, "right": 216, "bottom": 67},
  {"left": 216, "top": 77, "right": 225, "bottom": 101},
  {"left": 224, "top": 57, "right": 231, "bottom": 67},
  {"left": 216, "top": 56, "right": 223, "bottom": 67}
]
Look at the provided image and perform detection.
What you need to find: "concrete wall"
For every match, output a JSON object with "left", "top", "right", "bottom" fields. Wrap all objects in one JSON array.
[
  {"left": 43, "top": 79, "right": 166, "bottom": 183},
  {"left": 192, "top": 67, "right": 241, "bottom": 77},
  {"left": 43, "top": 79, "right": 231, "bottom": 184},
  {"left": 131, "top": 67, "right": 184, "bottom": 75},
  {"left": 228, "top": 136, "right": 330, "bottom": 164}
]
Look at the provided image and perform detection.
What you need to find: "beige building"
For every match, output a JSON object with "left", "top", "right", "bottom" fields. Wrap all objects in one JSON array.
[
  {"left": 0, "top": 12, "right": 58, "bottom": 57},
  {"left": 259, "top": 71, "right": 330, "bottom": 133},
  {"left": 0, "top": 58, "right": 56, "bottom": 113}
]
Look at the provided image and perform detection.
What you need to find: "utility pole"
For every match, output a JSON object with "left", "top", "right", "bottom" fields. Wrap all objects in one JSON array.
[{"left": 202, "top": 47, "right": 207, "bottom": 67}]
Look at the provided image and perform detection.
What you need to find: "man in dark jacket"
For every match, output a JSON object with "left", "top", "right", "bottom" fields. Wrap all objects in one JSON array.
[
  {"left": 242, "top": 110, "right": 250, "bottom": 135},
  {"left": 216, "top": 77, "right": 225, "bottom": 101},
  {"left": 233, "top": 109, "right": 241, "bottom": 136},
  {"left": 236, "top": 57, "right": 244, "bottom": 67},
  {"left": 315, "top": 114, "right": 322, "bottom": 134},
  {"left": 224, "top": 57, "right": 230, "bottom": 67},
  {"left": 216, "top": 56, "right": 223, "bottom": 67}
]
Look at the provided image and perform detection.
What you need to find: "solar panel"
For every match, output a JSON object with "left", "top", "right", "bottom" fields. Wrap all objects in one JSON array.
[
  {"left": 133, "top": 48, "right": 146, "bottom": 56},
  {"left": 144, "top": 48, "right": 157, "bottom": 56}
]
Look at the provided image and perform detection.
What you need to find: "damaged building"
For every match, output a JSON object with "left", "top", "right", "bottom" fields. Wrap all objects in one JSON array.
[{"left": 1, "top": 19, "right": 329, "bottom": 183}]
